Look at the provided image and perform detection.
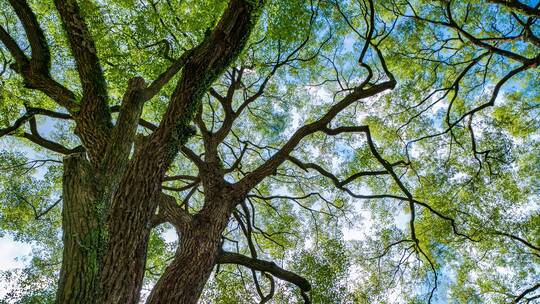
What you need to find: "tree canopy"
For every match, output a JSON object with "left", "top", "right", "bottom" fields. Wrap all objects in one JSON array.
[{"left": 0, "top": 0, "right": 538, "bottom": 303}]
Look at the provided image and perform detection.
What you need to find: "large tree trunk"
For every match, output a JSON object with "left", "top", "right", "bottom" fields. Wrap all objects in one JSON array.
[
  {"left": 54, "top": 0, "right": 263, "bottom": 302},
  {"left": 146, "top": 183, "right": 235, "bottom": 304},
  {"left": 96, "top": 151, "right": 163, "bottom": 304},
  {"left": 56, "top": 148, "right": 162, "bottom": 304},
  {"left": 145, "top": 224, "right": 226, "bottom": 304},
  {"left": 56, "top": 153, "right": 102, "bottom": 303}
]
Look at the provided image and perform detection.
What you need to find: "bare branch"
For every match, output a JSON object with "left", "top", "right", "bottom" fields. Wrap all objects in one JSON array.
[
  {"left": 217, "top": 251, "right": 311, "bottom": 292},
  {"left": 22, "top": 117, "right": 84, "bottom": 154}
]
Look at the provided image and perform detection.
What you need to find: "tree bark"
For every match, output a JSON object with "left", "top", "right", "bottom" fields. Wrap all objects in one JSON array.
[
  {"left": 53, "top": 0, "right": 263, "bottom": 303},
  {"left": 145, "top": 223, "right": 226, "bottom": 304},
  {"left": 95, "top": 0, "right": 263, "bottom": 302},
  {"left": 96, "top": 152, "right": 162, "bottom": 304},
  {"left": 56, "top": 153, "right": 101, "bottom": 303},
  {"left": 146, "top": 190, "right": 234, "bottom": 304}
]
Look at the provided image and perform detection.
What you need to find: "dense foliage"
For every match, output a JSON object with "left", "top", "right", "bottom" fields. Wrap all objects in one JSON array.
[{"left": 0, "top": 0, "right": 538, "bottom": 303}]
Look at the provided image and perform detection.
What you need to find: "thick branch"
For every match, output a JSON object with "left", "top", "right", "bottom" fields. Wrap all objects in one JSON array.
[
  {"left": 8, "top": 0, "right": 50, "bottom": 72},
  {"left": 141, "top": 48, "right": 196, "bottom": 101},
  {"left": 54, "top": 0, "right": 109, "bottom": 112},
  {"left": 54, "top": 0, "right": 114, "bottom": 163},
  {"left": 101, "top": 77, "right": 146, "bottom": 172},
  {"left": 444, "top": 2, "right": 538, "bottom": 65},
  {"left": 99, "top": 2, "right": 264, "bottom": 302},
  {"left": 0, "top": 3, "right": 77, "bottom": 111},
  {"left": 23, "top": 117, "right": 84, "bottom": 154},
  {"left": 140, "top": 0, "right": 264, "bottom": 175},
  {"left": 217, "top": 251, "right": 311, "bottom": 292},
  {"left": 0, "top": 25, "right": 28, "bottom": 66}
]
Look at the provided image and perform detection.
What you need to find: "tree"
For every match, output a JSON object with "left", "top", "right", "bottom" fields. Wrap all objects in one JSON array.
[{"left": 0, "top": 0, "right": 538, "bottom": 303}]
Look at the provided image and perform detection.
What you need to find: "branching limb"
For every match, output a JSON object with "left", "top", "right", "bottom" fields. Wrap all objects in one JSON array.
[
  {"left": 0, "top": 1, "right": 77, "bottom": 111},
  {"left": 0, "top": 104, "right": 75, "bottom": 137},
  {"left": 0, "top": 111, "right": 34, "bottom": 138},
  {"left": 23, "top": 117, "right": 84, "bottom": 154},
  {"left": 287, "top": 154, "right": 387, "bottom": 188},
  {"left": 8, "top": 0, "right": 51, "bottom": 72},
  {"left": 210, "top": 2, "right": 329, "bottom": 152},
  {"left": 180, "top": 146, "right": 205, "bottom": 169},
  {"left": 101, "top": 77, "right": 147, "bottom": 173},
  {"left": 141, "top": 47, "right": 197, "bottom": 101},
  {"left": 54, "top": 0, "right": 113, "bottom": 161},
  {"left": 14, "top": 192, "right": 62, "bottom": 220},
  {"left": 286, "top": 150, "right": 476, "bottom": 242},
  {"left": 0, "top": 106, "right": 83, "bottom": 154},
  {"left": 232, "top": 202, "right": 278, "bottom": 302},
  {"left": 151, "top": 192, "right": 192, "bottom": 232},
  {"left": 0, "top": 25, "right": 27, "bottom": 67},
  {"left": 141, "top": 0, "right": 264, "bottom": 178},
  {"left": 217, "top": 251, "right": 311, "bottom": 292},
  {"left": 406, "top": 62, "right": 532, "bottom": 152},
  {"left": 53, "top": 0, "right": 109, "bottom": 113}
]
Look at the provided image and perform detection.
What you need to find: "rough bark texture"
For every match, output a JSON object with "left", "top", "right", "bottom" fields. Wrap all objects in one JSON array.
[
  {"left": 56, "top": 153, "right": 101, "bottom": 303},
  {"left": 96, "top": 154, "right": 162, "bottom": 304},
  {"left": 145, "top": 218, "right": 229, "bottom": 304},
  {"left": 1, "top": 1, "right": 301, "bottom": 303},
  {"left": 94, "top": 1, "right": 262, "bottom": 303},
  {"left": 54, "top": 0, "right": 113, "bottom": 163},
  {"left": 146, "top": 176, "right": 235, "bottom": 304}
]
